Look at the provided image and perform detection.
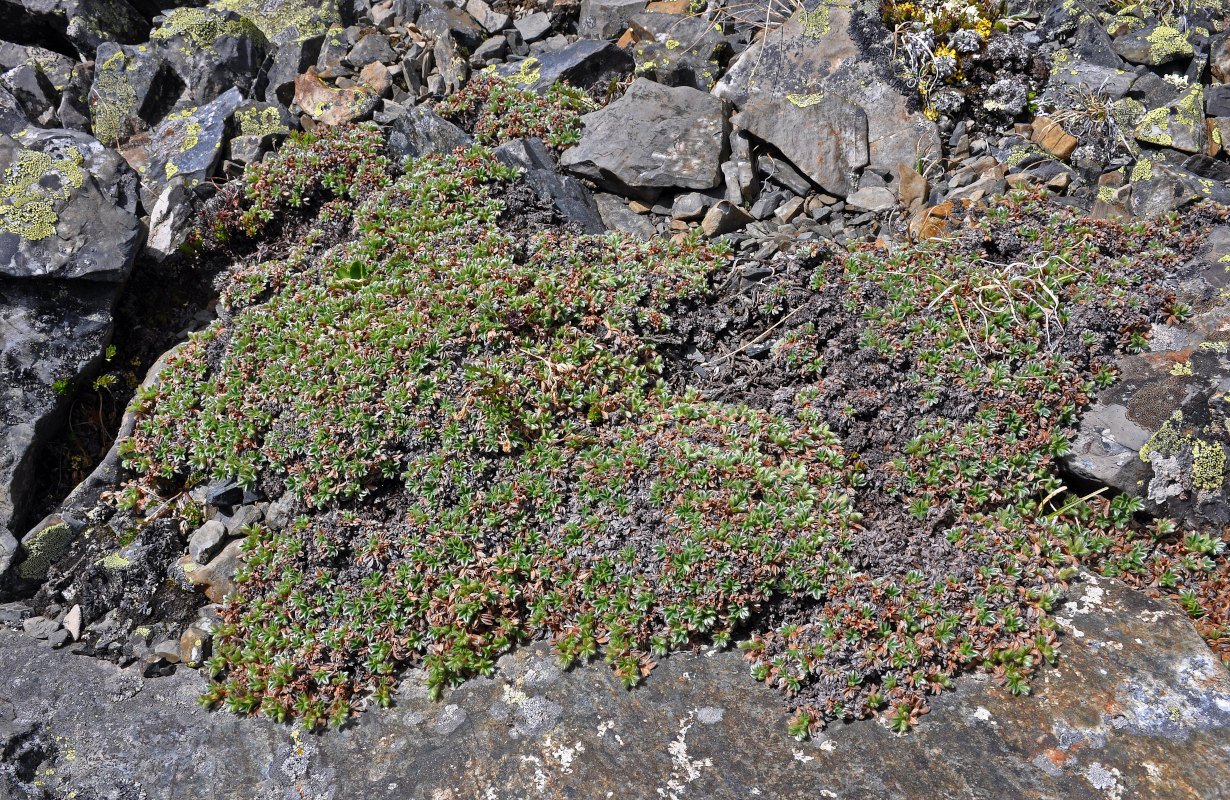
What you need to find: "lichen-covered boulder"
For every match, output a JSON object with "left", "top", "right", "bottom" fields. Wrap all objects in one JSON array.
[
  {"left": 0, "top": 128, "right": 140, "bottom": 280},
  {"left": 1111, "top": 23, "right": 1195, "bottom": 66},
  {"left": 88, "top": 43, "right": 185, "bottom": 147},
  {"left": 148, "top": 7, "right": 270, "bottom": 107},
  {"left": 121, "top": 86, "right": 245, "bottom": 210},
  {"left": 1067, "top": 228, "right": 1230, "bottom": 530},
  {"left": 1133, "top": 85, "right": 1207, "bottom": 154}
]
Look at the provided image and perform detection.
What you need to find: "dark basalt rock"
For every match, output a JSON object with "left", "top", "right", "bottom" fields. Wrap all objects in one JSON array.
[
  {"left": 0, "top": 127, "right": 140, "bottom": 280},
  {"left": 0, "top": 279, "right": 120, "bottom": 575},
  {"left": 494, "top": 137, "right": 605, "bottom": 234},
  {"left": 561, "top": 77, "right": 727, "bottom": 200},
  {"left": 88, "top": 42, "right": 186, "bottom": 147},
  {"left": 122, "top": 86, "right": 245, "bottom": 211},
  {"left": 387, "top": 104, "right": 473, "bottom": 159},
  {"left": 148, "top": 7, "right": 271, "bottom": 108},
  {"left": 491, "top": 39, "right": 634, "bottom": 94}
]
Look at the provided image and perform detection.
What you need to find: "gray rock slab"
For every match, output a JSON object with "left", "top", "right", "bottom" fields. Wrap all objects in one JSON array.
[
  {"left": 387, "top": 105, "right": 473, "bottom": 160},
  {"left": 714, "top": 8, "right": 937, "bottom": 195},
  {"left": 1, "top": 578, "right": 1228, "bottom": 798},
  {"left": 491, "top": 39, "right": 633, "bottom": 94},
  {"left": 561, "top": 77, "right": 727, "bottom": 200},
  {"left": 0, "top": 128, "right": 140, "bottom": 281}
]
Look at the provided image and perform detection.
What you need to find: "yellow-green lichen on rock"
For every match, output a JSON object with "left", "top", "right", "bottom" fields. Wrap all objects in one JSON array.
[
  {"left": 16, "top": 523, "right": 75, "bottom": 580},
  {"left": 1135, "top": 106, "right": 1174, "bottom": 146},
  {"left": 1146, "top": 25, "right": 1193, "bottom": 62},
  {"left": 236, "top": 106, "right": 288, "bottom": 137},
  {"left": 798, "top": 5, "right": 832, "bottom": 38},
  {"left": 501, "top": 57, "right": 542, "bottom": 86},
  {"left": 90, "top": 50, "right": 138, "bottom": 147},
  {"left": 0, "top": 145, "right": 86, "bottom": 241},
  {"left": 212, "top": 0, "right": 336, "bottom": 42},
  {"left": 1140, "top": 410, "right": 1228, "bottom": 493},
  {"left": 787, "top": 92, "right": 825, "bottom": 108},
  {"left": 1131, "top": 155, "right": 1156, "bottom": 182},
  {"left": 151, "top": 7, "right": 266, "bottom": 50}
]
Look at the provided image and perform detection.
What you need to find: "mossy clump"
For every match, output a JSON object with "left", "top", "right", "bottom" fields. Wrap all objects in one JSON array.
[
  {"left": 17, "top": 523, "right": 75, "bottom": 580},
  {"left": 120, "top": 121, "right": 1229, "bottom": 734},
  {"left": 439, "top": 74, "right": 595, "bottom": 150}
]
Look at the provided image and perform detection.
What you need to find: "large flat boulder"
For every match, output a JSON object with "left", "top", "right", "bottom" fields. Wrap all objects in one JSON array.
[
  {"left": 561, "top": 77, "right": 727, "bottom": 200},
  {"left": 0, "top": 577, "right": 1226, "bottom": 798}
]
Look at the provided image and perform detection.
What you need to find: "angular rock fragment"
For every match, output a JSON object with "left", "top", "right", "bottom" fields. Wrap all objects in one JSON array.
[
  {"left": 714, "top": 8, "right": 936, "bottom": 195},
  {"left": 124, "top": 86, "right": 245, "bottom": 210},
  {"left": 561, "top": 78, "right": 726, "bottom": 200},
  {"left": 148, "top": 7, "right": 270, "bottom": 107},
  {"left": 294, "top": 68, "right": 378, "bottom": 127},
  {"left": 1134, "top": 85, "right": 1207, "bottom": 154},
  {"left": 1112, "top": 23, "right": 1194, "bottom": 66},
  {"left": 388, "top": 105, "right": 472, "bottom": 159},
  {"left": 732, "top": 92, "right": 866, "bottom": 197},
  {"left": 491, "top": 39, "right": 633, "bottom": 94},
  {"left": 0, "top": 128, "right": 139, "bottom": 279}
]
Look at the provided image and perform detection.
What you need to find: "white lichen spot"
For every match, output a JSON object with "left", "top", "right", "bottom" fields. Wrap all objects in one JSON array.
[
  {"left": 973, "top": 706, "right": 992, "bottom": 721},
  {"left": 1085, "top": 762, "right": 1122, "bottom": 799},
  {"left": 793, "top": 749, "right": 815, "bottom": 763},
  {"left": 657, "top": 716, "right": 713, "bottom": 799}
]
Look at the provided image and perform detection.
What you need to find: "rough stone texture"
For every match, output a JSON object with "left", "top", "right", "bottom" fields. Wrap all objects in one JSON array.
[
  {"left": 561, "top": 78, "right": 727, "bottom": 200},
  {"left": 294, "top": 68, "right": 379, "bottom": 127},
  {"left": 491, "top": 39, "right": 633, "bottom": 94},
  {"left": 88, "top": 43, "right": 185, "bottom": 148},
  {"left": 387, "top": 105, "right": 472, "bottom": 159},
  {"left": 630, "top": 13, "right": 728, "bottom": 92},
  {"left": 143, "top": 179, "right": 200, "bottom": 262},
  {"left": 494, "top": 137, "right": 605, "bottom": 234},
  {"left": 594, "top": 191, "right": 656, "bottom": 239},
  {"left": 1133, "top": 85, "right": 1207, "bottom": 154},
  {"left": 1128, "top": 154, "right": 1230, "bottom": 217},
  {"left": 187, "top": 520, "right": 228, "bottom": 565},
  {"left": 124, "top": 86, "right": 246, "bottom": 211},
  {"left": 714, "top": 8, "right": 937, "bottom": 191},
  {"left": 1066, "top": 230, "right": 1230, "bottom": 530},
  {"left": 183, "top": 538, "right": 244, "bottom": 603},
  {"left": 700, "top": 198, "right": 752, "bottom": 237},
  {"left": 1112, "top": 23, "right": 1194, "bottom": 66},
  {"left": 0, "top": 281, "right": 118, "bottom": 573},
  {"left": 577, "top": 0, "right": 647, "bottom": 38},
  {"left": 415, "top": 4, "right": 485, "bottom": 51},
  {"left": 0, "top": 0, "right": 148, "bottom": 60},
  {"left": 0, "top": 128, "right": 140, "bottom": 281},
  {"left": 147, "top": 7, "right": 270, "bottom": 107},
  {"left": 1, "top": 578, "right": 1228, "bottom": 798},
  {"left": 1042, "top": 60, "right": 1137, "bottom": 102},
  {"left": 733, "top": 92, "right": 867, "bottom": 197}
]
